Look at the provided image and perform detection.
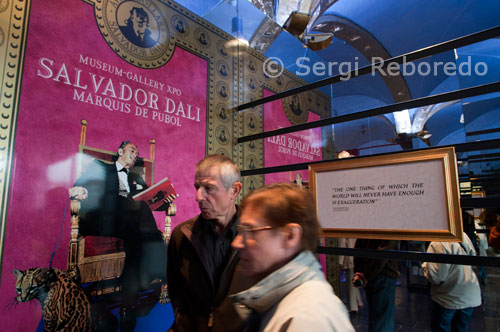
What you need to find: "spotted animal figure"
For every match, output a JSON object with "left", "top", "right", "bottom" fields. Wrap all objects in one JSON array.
[{"left": 13, "top": 266, "right": 92, "bottom": 332}]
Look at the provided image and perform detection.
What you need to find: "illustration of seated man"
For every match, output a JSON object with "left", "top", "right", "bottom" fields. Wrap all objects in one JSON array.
[
  {"left": 69, "top": 140, "right": 175, "bottom": 331},
  {"left": 119, "top": 7, "right": 156, "bottom": 48}
]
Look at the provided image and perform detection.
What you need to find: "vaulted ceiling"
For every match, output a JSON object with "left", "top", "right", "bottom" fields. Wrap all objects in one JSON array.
[{"left": 176, "top": 0, "right": 500, "bottom": 194}]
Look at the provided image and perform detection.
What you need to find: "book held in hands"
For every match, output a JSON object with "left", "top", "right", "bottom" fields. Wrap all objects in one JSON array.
[{"left": 133, "top": 177, "right": 176, "bottom": 211}]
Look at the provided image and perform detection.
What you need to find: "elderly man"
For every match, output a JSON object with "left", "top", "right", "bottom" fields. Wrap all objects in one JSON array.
[
  {"left": 70, "top": 141, "right": 169, "bottom": 332},
  {"left": 167, "top": 154, "right": 249, "bottom": 332}
]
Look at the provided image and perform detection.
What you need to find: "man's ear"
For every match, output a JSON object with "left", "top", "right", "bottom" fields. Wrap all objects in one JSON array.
[
  {"left": 118, "top": 148, "right": 124, "bottom": 156},
  {"left": 282, "top": 223, "right": 302, "bottom": 249},
  {"left": 232, "top": 181, "right": 242, "bottom": 198}
]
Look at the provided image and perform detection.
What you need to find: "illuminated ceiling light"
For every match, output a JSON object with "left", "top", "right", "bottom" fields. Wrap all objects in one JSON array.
[
  {"left": 231, "top": 16, "right": 248, "bottom": 45},
  {"left": 228, "top": 13, "right": 247, "bottom": 49},
  {"left": 228, "top": 0, "right": 248, "bottom": 50},
  {"left": 418, "top": 130, "right": 432, "bottom": 139},
  {"left": 232, "top": 16, "right": 243, "bottom": 34},
  {"left": 227, "top": 38, "right": 249, "bottom": 47},
  {"left": 394, "top": 109, "right": 412, "bottom": 134}
]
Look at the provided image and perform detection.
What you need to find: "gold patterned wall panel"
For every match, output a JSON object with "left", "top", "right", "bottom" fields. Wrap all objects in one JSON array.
[{"left": 0, "top": 0, "right": 31, "bottom": 268}]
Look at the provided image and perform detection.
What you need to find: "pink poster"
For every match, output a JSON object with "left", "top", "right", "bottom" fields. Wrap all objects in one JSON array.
[
  {"left": 263, "top": 89, "right": 326, "bottom": 276},
  {"left": 263, "top": 89, "right": 323, "bottom": 185},
  {"left": 0, "top": 1, "right": 207, "bottom": 331}
]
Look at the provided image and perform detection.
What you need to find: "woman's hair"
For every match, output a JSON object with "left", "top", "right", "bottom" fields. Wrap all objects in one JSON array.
[{"left": 239, "top": 182, "right": 321, "bottom": 252}]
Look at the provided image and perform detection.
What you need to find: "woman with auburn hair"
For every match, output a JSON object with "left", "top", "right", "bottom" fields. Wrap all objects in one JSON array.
[{"left": 231, "top": 183, "right": 354, "bottom": 332}]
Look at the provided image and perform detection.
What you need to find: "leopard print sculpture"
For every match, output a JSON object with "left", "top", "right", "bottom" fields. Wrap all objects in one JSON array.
[{"left": 13, "top": 266, "right": 92, "bottom": 332}]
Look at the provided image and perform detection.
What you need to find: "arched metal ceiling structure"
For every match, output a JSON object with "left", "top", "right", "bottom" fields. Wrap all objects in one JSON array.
[{"left": 176, "top": 0, "right": 500, "bottom": 193}]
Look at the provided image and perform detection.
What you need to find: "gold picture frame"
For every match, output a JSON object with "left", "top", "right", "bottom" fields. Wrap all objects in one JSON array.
[
  {"left": 470, "top": 190, "right": 485, "bottom": 222},
  {"left": 309, "top": 147, "right": 463, "bottom": 241}
]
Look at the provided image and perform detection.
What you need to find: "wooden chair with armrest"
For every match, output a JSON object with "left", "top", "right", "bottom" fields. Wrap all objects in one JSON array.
[{"left": 68, "top": 120, "right": 175, "bottom": 296}]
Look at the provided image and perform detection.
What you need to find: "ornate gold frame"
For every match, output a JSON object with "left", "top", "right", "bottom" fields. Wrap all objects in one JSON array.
[
  {"left": 470, "top": 190, "right": 485, "bottom": 222},
  {"left": 309, "top": 147, "right": 463, "bottom": 241},
  {"left": 0, "top": 0, "right": 32, "bottom": 276}
]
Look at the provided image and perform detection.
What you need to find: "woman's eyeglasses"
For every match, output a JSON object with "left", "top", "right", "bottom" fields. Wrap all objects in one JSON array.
[{"left": 236, "top": 224, "right": 274, "bottom": 237}]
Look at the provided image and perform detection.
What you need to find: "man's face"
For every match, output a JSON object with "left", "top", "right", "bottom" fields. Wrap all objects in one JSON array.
[
  {"left": 194, "top": 166, "right": 236, "bottom": 222},
  {"left": 231, "top": 205, "right": 286, "bottom": 280},
  {"left": 117, "top": 143, "right": 138, "bottom": 169},
  {"left": 131, "top": 11, "right": 147, "bottom": 35}
]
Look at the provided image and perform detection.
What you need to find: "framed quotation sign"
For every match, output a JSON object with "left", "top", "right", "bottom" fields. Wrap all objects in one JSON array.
[{"left": 309, "top": 147, "right": 463, "bottom": 241}]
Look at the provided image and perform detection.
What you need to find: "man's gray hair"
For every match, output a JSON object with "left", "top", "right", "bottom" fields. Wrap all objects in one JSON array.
[{"left": 196, "top": 154, "right": 241, "bottom": 190}]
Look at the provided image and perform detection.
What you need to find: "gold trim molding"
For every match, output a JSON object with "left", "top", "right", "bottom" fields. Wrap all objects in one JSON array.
[{"left": 0, "top": 0, "right": 31, "bottom": 276}]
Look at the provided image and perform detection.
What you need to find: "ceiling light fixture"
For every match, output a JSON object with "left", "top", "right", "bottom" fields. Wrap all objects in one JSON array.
[
  {"left": 283, "top": 11, "right": 333, "bottom": 51},
  {"left": 227, "top": 0, "right": 249, "bottom": 51},
  {"left": 231, "top": 17, "right": 249, "bottom": 46}
]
